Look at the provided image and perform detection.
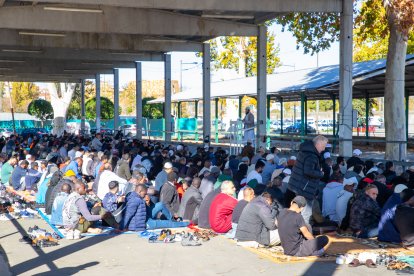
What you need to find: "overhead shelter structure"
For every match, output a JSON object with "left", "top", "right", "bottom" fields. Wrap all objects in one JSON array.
[
  {"left": 150, "top": 55, "right": 414, "bottom": 139},
  {"left": 0, "top": 0, "right": 356, "bottom": 155}
]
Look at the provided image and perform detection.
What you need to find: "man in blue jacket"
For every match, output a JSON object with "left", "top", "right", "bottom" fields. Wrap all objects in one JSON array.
[{"left": 121, "top": 184, "right": 189, "bottom": 231}]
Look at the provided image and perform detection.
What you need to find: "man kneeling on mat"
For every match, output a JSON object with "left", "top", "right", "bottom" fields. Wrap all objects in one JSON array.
[
  {"left": 62, "top": 180, "right": 112, "bottom": 239},
  {"left": 278, "top": 196, "right": 329, "bottom": 257}
]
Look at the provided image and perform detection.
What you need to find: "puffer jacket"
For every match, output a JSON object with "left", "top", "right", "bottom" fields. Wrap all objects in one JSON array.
[
  {"left": 235, "top": 196, "right": 277, "bottom": 246},
  {"left": 287, "top": 140, "right": 323, "bottom": 200},
  {"left": 121, "top": 191, "right": 147, "bottom": 231}
]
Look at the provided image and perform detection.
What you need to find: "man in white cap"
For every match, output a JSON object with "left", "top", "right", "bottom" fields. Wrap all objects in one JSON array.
[
  {"left": 335, "top": 176, "right": 358, "bottom": 224},
  {"left": 154, "top": 162, "right": 173, "bottom": 192},
  {"left": 346, "top": 149, "right": 364, "bottom": 169},
  {"left": 261, "top": 154, "right": 276, "bottom": 185},
  {"left": 378, "top": 184, "right": 411, "bottom": 243}
]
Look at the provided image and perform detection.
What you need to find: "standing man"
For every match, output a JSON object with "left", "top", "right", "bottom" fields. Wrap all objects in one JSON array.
[
  {"left": 242, "top": 107, "right": 255, "bottom": 144},
  {"left": 287, "top": 135, "right": 328, "bottom": 225}
]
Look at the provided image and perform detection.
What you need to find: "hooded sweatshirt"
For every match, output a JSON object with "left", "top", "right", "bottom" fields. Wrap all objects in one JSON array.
[{"left": 322, "top": 181, "right": 344, "bottom": 221}]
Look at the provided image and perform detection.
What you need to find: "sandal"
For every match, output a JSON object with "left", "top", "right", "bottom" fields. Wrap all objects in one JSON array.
[
  {"left": 348, "top": 259, "right": 361, "bottom": 267},
  {"left": 365, "top": 259, "right": 377, "bottom": 268}
]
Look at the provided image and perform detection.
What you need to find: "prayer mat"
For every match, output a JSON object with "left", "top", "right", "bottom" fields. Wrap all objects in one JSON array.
[{"left": 230, "top": 234, "right": 414, "bottom": 264}]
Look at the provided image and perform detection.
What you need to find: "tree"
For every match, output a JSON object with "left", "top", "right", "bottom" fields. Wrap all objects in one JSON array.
[
  {"left": 207, "top": 31, "right": 281, "bottom": 77},
  {"left": 274, "top": 1, "right": 414, "bottom": 160},
  {"left": 142, "top": 97, "right": 163, "bottom": 119},
  {"left": 67, "top": 80, "right": 95, "bottom": 119},
  {"left": 85, "top": 97, "right": 117, "bottom": 120},
  {"left": 10, "top": 82, "right": 40, "bottom": 112},
  {"left": 27, "top": 99, "right": 54, "bottom": 126},
  {"left": 48, "top": 83, "right": 77, "bottom": 137}
]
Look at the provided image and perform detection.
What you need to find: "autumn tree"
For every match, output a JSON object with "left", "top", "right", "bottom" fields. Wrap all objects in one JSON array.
[
  {"left": 11, "top": 82, "right": 40, "bottom": 113},
  {"left": 207, "top": 31, "right": 281, "bottom": 77},
  {"left": 275, "top": 0, "right": 414, "bottom": 160}
]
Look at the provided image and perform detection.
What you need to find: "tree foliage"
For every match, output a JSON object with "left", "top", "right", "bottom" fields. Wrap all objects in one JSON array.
[
  {"left": 27, "top": 99, "right": 54, "bottom": 123},
  {"left": 208, "top": 31, "right": 281, "bottom": 77},
  {"left": 85, "top": 97, "right": 116, "bottom": 120},
  {"left": 143, "top": 97, "right": 163, "bottom": 119},
  {"left": 11, "top": 82, "right": 40, "bottom": 113}
]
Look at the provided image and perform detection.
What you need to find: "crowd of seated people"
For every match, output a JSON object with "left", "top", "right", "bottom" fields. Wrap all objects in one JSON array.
[{"left": 0, "top": 131, "right": 414, "bottom": 256}]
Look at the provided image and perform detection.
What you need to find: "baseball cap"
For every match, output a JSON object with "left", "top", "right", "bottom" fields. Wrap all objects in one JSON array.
[
  {"left": 343, "top": 177, "right": 358, "bottom": 186},
  {"left": 394, "top": 184, "right": 408, "bottom": 194},
  {"left": 289, "top": 156, "right": 297, "bottom": 161},
  {"left": 353, "top": 149, "right": 362, "bottom": 156},
  {"left": 266, "top": 154, "right": 275, "bottom": 161},
  {"left": 292, "top": 196, "right": 307, "bottom": 208},
  {"left": 64, "top": 170, "right": 76, "bottom": 177},
  {"left": 323, "top": 152, "right": 331, "bottom": 159},
  {"left": 163, "top": 162, "right": 173, "bottom": 169}
]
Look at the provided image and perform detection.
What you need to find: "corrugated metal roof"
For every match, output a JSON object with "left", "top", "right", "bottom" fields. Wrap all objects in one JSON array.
[{"left": 149, "top": 54, "right": 414, "bottom": 103}]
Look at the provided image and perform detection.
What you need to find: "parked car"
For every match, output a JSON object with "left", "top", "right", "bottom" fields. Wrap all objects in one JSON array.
[
  {"left": 119, "top": 124, "right": 137, "bottom": 136},
  {"left": 90, "top": 128, "right": 114, "bottom": 137},
  {"left": 20, "top": 128, "right": 49, "bottom": 139},
  {"left": 0, "top": 128, "right": 13, "bottom": 138},
  {"left": 284, "top": 123, "right": 316, "bottom": 134}
]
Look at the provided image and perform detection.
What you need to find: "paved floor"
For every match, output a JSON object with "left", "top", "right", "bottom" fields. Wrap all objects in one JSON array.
[{"left": 0, "top": 218, "right": 398, "bottom": 276}]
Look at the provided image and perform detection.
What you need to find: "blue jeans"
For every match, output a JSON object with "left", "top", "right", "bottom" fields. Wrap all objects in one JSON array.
[
  {"left": 146, "top": 219, "right": 189, "bottom": 230},
  {"left": 150, "top": 202, "right": 172, "bottom": 220}
]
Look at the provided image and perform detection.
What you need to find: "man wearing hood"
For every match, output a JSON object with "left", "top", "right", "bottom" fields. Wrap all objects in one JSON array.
[
  {"left": 335, "top": 177, "right": 357, "bottom": 224},
  {"left": 287, "top": 135, "right": 328, "bottom": 225},
  {"left": 321, "top": 174, "right": 344, "bottom": 222}
]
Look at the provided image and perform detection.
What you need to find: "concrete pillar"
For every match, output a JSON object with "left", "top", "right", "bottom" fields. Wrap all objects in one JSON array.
[
  {"left": 136, "top": 62, "right": 143, "bottom": 139},
  {"left": 203, "top": 43, "right": 211, "bottom": 144},
  {"left": 113, "top": 68, "right": 120, "bottom": 132},
  {"left": 339, "top": 0, "right": 353, "bottom": 157},
  {"left": 300, "top": 92, "right": 305, "bottom": 136},
  {"left": 257, "top": 25, "right": 267, "bottom": 148},
  {"left": 365, "top": 92, "right": 369, "bottom": 139},
  {"left": 164, "top": 54, "right": 172, "bottom": 142},
  {"left": 238, "top": 96, "right": 243, "bottom": 119},
  {"left": 80, "top": 79, "right": 86, "bottom": 135},
  {"left": 280, "top": 98, "right": 284, "bottom": 135},
  {"left": 332, "top": 95, "right": 336, "bottom": 136},
  {"left": 194, "top": 100, "right": 198, "bottom": 118},
  {"left": 95, "top": 74, "right": 101, "bottom": 133},
  {"left": 406, "top": 89, "right": 409, "bottom": 141}
]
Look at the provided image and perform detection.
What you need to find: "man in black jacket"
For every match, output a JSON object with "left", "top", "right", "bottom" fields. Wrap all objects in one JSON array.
[{"left": 287, "top": 135, "right": 328, "bottom": 225}]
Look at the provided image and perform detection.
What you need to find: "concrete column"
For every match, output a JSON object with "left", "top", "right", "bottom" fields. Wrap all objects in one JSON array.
[
  {"left": 95, "top": 74, "right": 101, "bottom": 133},
  {"left": 280, "top": 98, "right": 284, "bottom": 135},
  {"left": 300, "top": 92, "right": 305, "bottom": 136},
  {"left": 238, "top": 96, "right": 243, "bottom": 119},
  {"left": 257, "top": 25, "right": 267, "bottom": 148},
  {"left": 80, "top": 79, "right": 86, "bottom": 135},
  {"left": 164, "top": 54, "right": 172, "bottom": 142},
  {"left": 194, "top": 100, "right": 198, "bottom": 118},
  {"left": 332, "top": 95, "right": 336, "bottom": 136},
  {"left": 136, "top": 62, "right": 143, "bottom": 140},
  {"left": 203, "top": 43, "right": 211, "bottom": 144},
  {"left": 113, "top": 68, "right": 120, "bottom": 132},
  {"left": 406, "top": 89, "right": 409, "bottom": 141},
  {"left": 365, "top": 92, "right": 369, "bottom": 139},
  {"left": 339, "top": 0, "right": 353, "bottom": 157}
]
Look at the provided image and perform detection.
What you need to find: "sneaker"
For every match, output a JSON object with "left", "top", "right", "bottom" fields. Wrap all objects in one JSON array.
[
  {"left": 181, "top": 234, "right": 202, "bottom": 246},
  {"left": 73, "top": 229, "right": 81, "bottom": 240},
  {"left": 66, "top": 230, "right": 74, "bottom": 240}
]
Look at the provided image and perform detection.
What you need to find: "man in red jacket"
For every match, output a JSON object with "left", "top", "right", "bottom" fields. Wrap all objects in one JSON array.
[{"left": 209, "top": 180, "right": 238, "bottom": 233}]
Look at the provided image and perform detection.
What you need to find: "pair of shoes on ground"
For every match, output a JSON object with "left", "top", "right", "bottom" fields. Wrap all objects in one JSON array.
[
  {"left": 66, "top": 229, "right": 81, "bottom": 240},
  {"left": 348, "top": 258, "right": 376, "bottom": 268},
  {"left": 181, "top": 233, "right": 202, "bottom": 246}
]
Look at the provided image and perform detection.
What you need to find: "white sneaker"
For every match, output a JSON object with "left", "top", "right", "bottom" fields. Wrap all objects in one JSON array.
[
  {"left": 66, "top": 230, "right": 74, "bottom": 240},
  {"left": 73, "top": 229, "right": 81, "bottom": 240}
]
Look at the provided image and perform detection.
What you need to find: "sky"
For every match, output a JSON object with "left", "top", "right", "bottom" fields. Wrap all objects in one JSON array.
[{"left": 113, "top": 23, "right": 340, "bottom": 92}]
